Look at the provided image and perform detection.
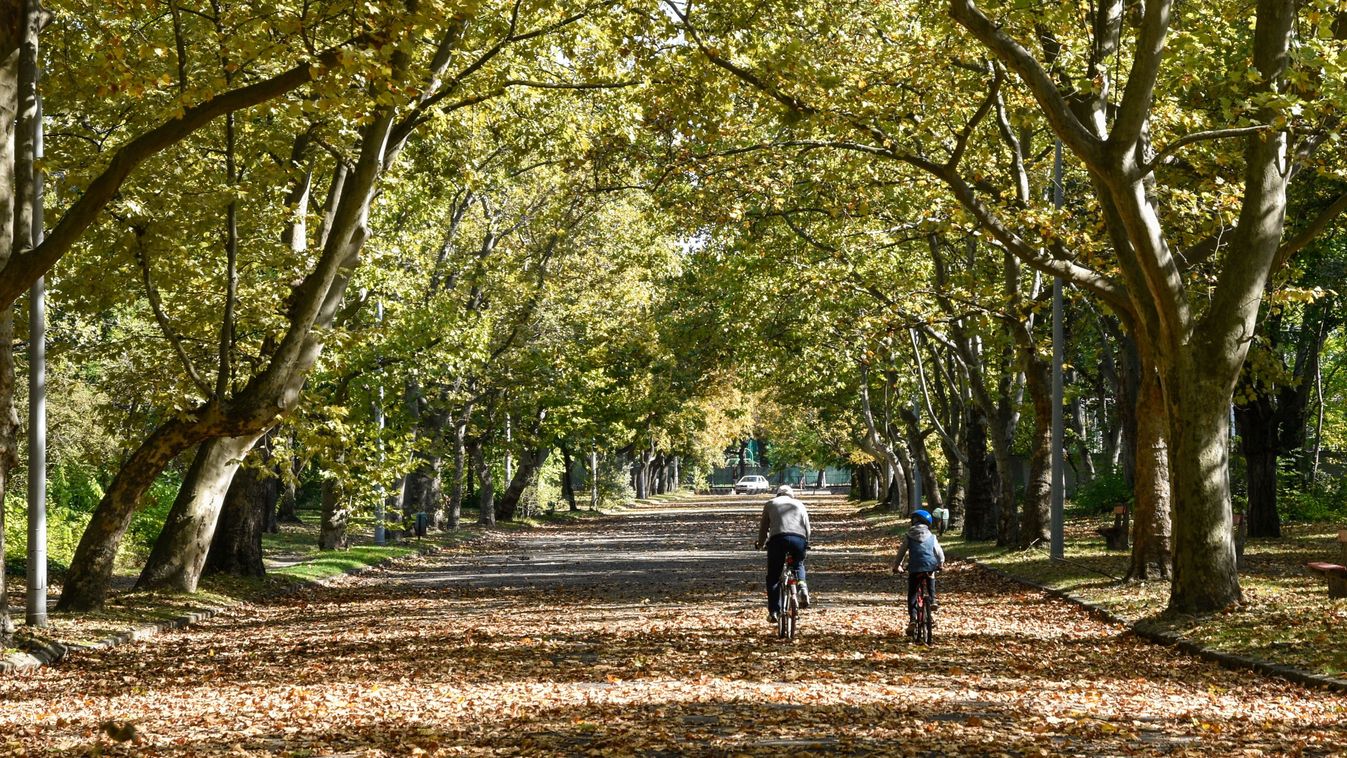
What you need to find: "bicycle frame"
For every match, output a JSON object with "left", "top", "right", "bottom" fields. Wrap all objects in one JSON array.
[
  {"left": 778, "top": 554, "right": 801, "bottom": 640},
  {"left": 908, "top": 571, "right": 934, "bottom": 645}
]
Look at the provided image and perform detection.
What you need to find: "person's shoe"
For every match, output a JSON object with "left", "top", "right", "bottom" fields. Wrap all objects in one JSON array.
[
  {"left": 798, "top": 581, "right": 811, "bottom": 609},
  {"left": 769, "top": 611, "right": 780, "bottom": 623},
  {"left": 930, "top": 601, "right": 939, "bottom": 613},
  {"left": 905, "top": 622, "right": 916, "bottom": 638}
]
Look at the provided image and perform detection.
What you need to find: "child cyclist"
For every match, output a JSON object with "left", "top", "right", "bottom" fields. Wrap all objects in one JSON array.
[{"left": 891, "top": 509, "right": 945, "bottom": 633}]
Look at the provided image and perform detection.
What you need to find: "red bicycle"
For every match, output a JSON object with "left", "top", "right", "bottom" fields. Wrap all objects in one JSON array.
[{"left": 906, "top": 571, "right": 934, "bottom": 645}]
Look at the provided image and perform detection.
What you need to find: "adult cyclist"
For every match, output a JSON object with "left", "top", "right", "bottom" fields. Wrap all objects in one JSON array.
[
  {"left": 755, "top": 484, "right": 812, "bottom": 623},
  {"left": 891, "top": 509, "right": 945, "bottom": 634}
]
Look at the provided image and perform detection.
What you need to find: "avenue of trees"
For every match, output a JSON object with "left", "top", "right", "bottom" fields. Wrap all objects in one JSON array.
[{"left": 2, "top": 0, "right": 1346, "bottom": 641}]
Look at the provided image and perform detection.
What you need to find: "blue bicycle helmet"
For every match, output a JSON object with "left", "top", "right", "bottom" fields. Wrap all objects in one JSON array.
[{"left": 911, "top": 509, "right": 933, "bottom": 526}]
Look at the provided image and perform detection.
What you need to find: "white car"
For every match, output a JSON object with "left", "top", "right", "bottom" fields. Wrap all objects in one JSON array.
[{"left": 734, "top": 475, "right": 770, "bottom": 495}]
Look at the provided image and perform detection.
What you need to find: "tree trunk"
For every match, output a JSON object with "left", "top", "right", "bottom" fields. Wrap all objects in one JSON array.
[
  {"left": 589, "top": 449, "right": 599, "bottom": 509},
  {"left": 1129, "top": 360, "right": 1172, "bottom": 579},
  {"left": 990, "top": 416, "right": 1018, "bottom": 548},
  {"left": 496, "top": 447, "right": 548, "bottom": 522},
  {"left": 1069, "top": 387, "right": 1097, "bottom": 486},
  {"left": 402, "top": 454, "right": 443, "bottom": 524},
  {"left": 561, "top": 446, "right": 577, "bottom": 511},
  {"left": 446, "top": 411, "right": 470, "bottom": 529},
  {"left": 1235, "top": 377, "right": 1281, "bottom": 539},
  {"left": 472, "top": 442, "right": 495, "bottom": 526},
  {"left": 900, "top": 407, "right": 944, "bottom": 512},
  {"left": 57, "top": 417, "right": 213, "bottom": 611},
  {"left": 205, "top": 438, "right": 279, "bottom": 578},
  {"left": 891, "top": 442, "right": 914, "bottom": 514},
  {"left": 276, "top": 455, "right": 301, "bottom": 525},
  {"left": 1116, "top": 330, "right": 1141, "bottom": 490},
  {"left": 1165, "top": 366, "right": 1242, "bottom": 613},
  {"left": 318, "top": 478, "right": 347, "bottom": 550},
  {"left": 1282, "top": 305, "right": 1335, "bottom": 487},
  {"left": 136, "top": 433, "right": 264, "bottom": 593},
  {"left": 0, "top": 44, "right": 20, "bottom": 646},
  {"left": 944, "top": 454, "right": 967, "bottom": 531},
  {"left": 963, "top": 406, "right": 999, "bottom": 540},
  {"left": 1019, "top": 355, "right": 1052, "bottom": 548},
  {"left": 264, "top": 482, "right": 279, "bottom": 535},
  {"left": 0, "top": 311, "right": 19, "bottom": 645}
]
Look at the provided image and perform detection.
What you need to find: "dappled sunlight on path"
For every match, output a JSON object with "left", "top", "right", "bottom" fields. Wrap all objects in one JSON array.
[{"left": 3, "top": 496, "right": 1346, "bottom": 755}]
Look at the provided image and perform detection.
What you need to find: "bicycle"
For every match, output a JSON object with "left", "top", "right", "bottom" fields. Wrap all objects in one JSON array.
[
  {"left": 905, "top": 570, "right": 935, "bottom": 645},
  {"left": 777, "top": 553, "right": 802, "bottom": 640}
]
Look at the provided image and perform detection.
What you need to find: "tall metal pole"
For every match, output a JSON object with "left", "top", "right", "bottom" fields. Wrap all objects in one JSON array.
[
  {"left": 373, "top": 299, "right": 385, "bottom": 546},
  {"left": 26, "top": 74, "right": 47, "bottom": 628},
  {"left": 1050, "top": 140, "right": 1066, "bottom": 560}
]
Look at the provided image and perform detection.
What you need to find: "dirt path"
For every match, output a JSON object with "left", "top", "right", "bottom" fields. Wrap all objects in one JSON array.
[{"left": 4, "top": 496, "right": 1346, "bottom": 756}]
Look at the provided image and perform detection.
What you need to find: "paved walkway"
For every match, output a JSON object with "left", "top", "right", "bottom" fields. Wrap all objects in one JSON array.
[{"left": 3, "top": 495, "right": 1346, "bottom": 755}]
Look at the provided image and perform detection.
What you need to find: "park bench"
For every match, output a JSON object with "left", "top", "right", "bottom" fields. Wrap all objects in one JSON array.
[
  {"left": 1097, "top": 505, "right": 1129, "bottom": 551},
  {"left": 1305, "top": 530, "right": 1347, "bottom": 599}
]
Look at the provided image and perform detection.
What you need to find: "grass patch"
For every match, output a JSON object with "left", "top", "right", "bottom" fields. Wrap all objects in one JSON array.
[
  {"left": 910, "top": 508, "right": 1347, "bottom": 678},
  {"left": 271, "top": 544, "right": 418, "bottom": 583}
]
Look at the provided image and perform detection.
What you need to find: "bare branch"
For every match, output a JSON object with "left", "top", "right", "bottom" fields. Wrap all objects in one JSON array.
[
  {"left": 0, "top": 39, "right": 359, "bottom": 310},
  {"left": 1273, "top": 191, "right": 1347, "bottom": 273},
  {"left": 1142, "top": 125, "right": 1273, "bottom": 174},
  {"left": 133, "top": 233, "right": 213, "bottom": 397}
]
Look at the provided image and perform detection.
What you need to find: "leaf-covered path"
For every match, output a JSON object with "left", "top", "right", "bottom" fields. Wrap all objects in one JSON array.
[{"left": 4, "top": 496, "right": 1346, "bottom": 756}]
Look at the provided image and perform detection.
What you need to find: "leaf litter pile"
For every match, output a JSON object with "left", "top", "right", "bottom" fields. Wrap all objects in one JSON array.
[{"left": 4, "top": 497, "right": 1346, "bottom": 756}]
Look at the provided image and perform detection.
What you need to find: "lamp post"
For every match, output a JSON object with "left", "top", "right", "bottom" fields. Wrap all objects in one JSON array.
[
  {"left": 26, "top": 74, "right": 47, "bottom": 628},
  {"left": 1050, "top": 140, "right": 1066, "bottom": 560}
]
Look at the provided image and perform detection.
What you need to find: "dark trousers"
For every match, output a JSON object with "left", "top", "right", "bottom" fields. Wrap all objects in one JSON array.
[
  {"left": 766, "top": 534, "right": 808, "bottom": 614},
  {"left": 907, "top": 572, "right": 936, "bottom": 621}
]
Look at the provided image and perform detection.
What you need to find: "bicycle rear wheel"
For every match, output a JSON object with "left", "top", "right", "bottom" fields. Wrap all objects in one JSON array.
[
  {"left": 920, "top": 577, "right": 934, "bottom": 645},
  {"left": 778, "top": 578, "right": 792, "bottom": 639}
]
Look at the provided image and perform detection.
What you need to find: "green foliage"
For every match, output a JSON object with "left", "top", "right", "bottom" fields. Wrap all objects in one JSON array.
[
  {"left": 522, "top": 455, "right": 564, "bottom": 516},
  {"left": 1282, "top": 476, "right": 1347, "bottom": 524},
  {"left": 122, "top": 472, "right": 184, "bottom": 564},
  {"left": 48, "top": 464, "right": 105, "bottom": 513},
  {"left": 586, "top": 455, "right": 635, "bottom": 509},
  {"left": 3, "top": 493, "right": 82, "bottom": 579},
  {"left": 1071, "top": 472, "right": 1132, "bottom": 515}
]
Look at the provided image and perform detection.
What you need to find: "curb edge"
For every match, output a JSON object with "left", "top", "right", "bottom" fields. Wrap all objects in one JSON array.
[{"left": 966, "top": 557, "right": 1347, "bottom": 694}]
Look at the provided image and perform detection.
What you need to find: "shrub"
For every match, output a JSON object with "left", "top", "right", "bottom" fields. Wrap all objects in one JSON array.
[
  {"left": 1071, "top": 471, "right": 1132, "bottom": 515},
  {"left": 1282, "top": 476, "right": 1347, "bottom": 524},
  {"left": 581, "top": 455, "right": 634, "bottom": 509},
  {"left": 3, "top": 493, "right": 85, "bottom": 578}
]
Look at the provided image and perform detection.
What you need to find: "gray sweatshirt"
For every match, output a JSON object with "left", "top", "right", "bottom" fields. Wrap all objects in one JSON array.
[{"left": 757, "top": 496, "right": 811, "bottom": 546}]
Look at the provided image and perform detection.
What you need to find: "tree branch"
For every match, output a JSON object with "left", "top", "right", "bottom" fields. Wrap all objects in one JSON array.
[
  {"left": 1273, "top": 190, "right": 1347, "bottom": 273},
  {"left": 1107, "top": 0, "right": 1172, "bottom": 152},
  {"left": 0, "top": 39, "right": 357, "bottom": 310},
  {"left": 133, "top": 233, "right": 213, "bottom": 397},
  {"left": 1142, "top": 125, "right": 1273, "bottom": 174},
  {"left": 947, "top": 0, "right": 1102, "bottom": 163}
]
